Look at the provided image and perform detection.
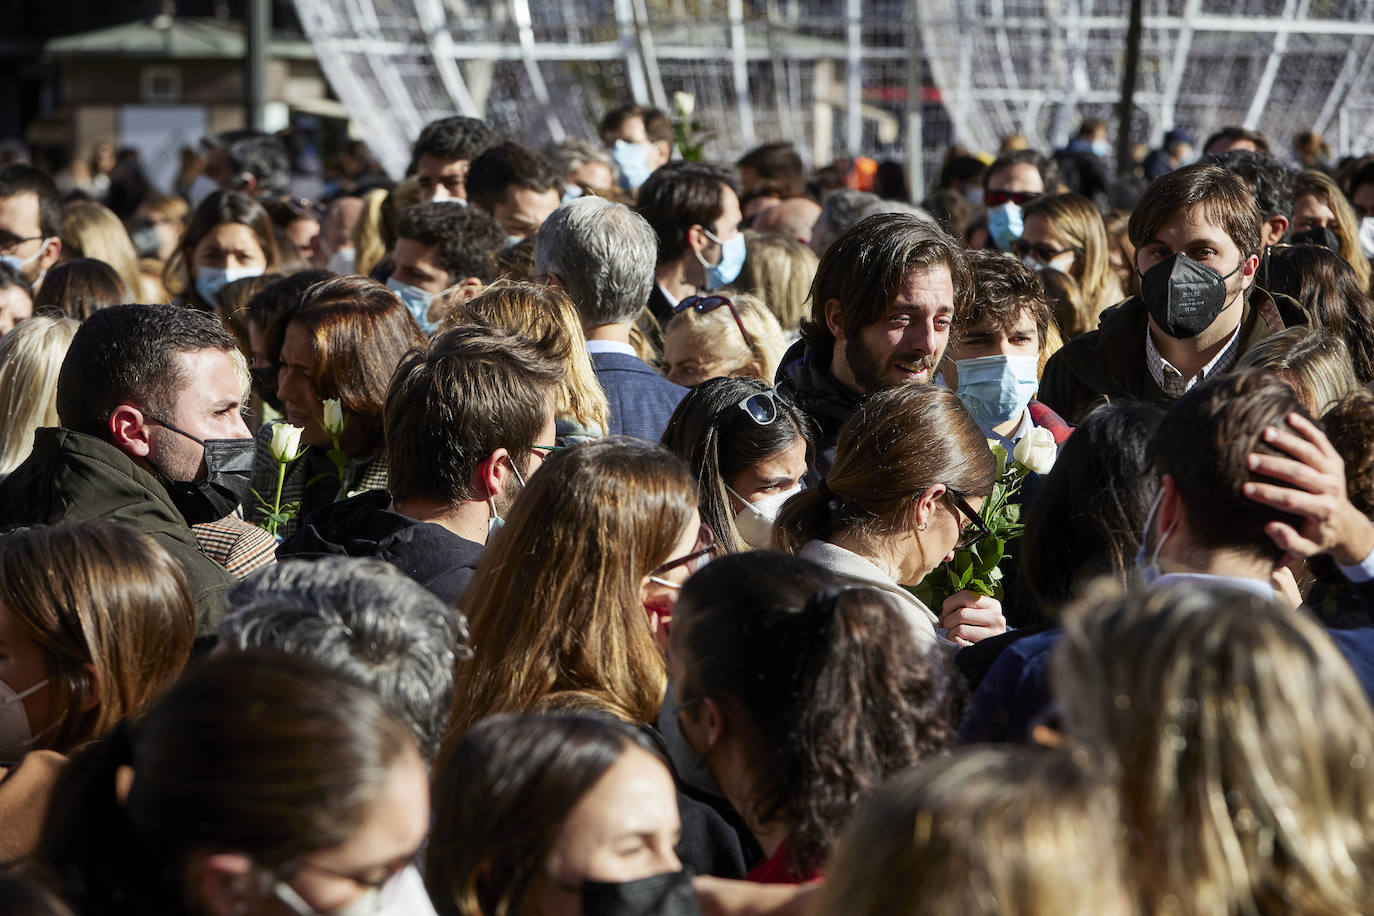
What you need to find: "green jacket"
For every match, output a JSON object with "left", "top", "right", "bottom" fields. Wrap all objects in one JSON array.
[
  {"left": 1038, "top": 288, "right": 1309, "bottom": 424},
  {"left": 0, "top": 428, "right": 233, "bottom": 636}
]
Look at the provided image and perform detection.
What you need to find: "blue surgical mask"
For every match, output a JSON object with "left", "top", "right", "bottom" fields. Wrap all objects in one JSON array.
[
  {"left": 612, "top": 140, "right": 654, "bottom": 191},
  {"left": 987, "top": 203, "right": 1024, "bottom": 251},
  {"left": 386, "top": 276, "right": 440, "bottom": 334},
  {"left": 696, "top": 229, "right": 746, "bottom": 290},
  {"left": 195, "top": 264, "right": 264, "bottom": 307},
  {"left": 561, "top": 184, "right": 584, "bottom": 204},
  {"left": 1091, "top": 139, "right": 1112, "bottom": 158},
  {"left": 955, "top": 354, "right": 1040, "bottom": 429},
  {"left": 1134, "top": 488, "right": 1170, "bottom": 588},
  {"left": 0, "top": 238, "right": 50, "bottom": 277}
]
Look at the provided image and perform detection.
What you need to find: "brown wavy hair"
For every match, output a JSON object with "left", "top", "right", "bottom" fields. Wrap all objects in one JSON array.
[{"left": 442, "top": 439, "right": 696, "bottom": 748}]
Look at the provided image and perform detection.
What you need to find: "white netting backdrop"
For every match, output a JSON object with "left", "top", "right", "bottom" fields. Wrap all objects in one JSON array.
[{"left": 293, "top": 0, "right": 1374, "bottom": 184}]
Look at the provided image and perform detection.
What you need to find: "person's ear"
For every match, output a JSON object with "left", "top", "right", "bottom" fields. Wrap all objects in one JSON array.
[
  {"left": 651, "top": 140, "right": 672, "bottom": 169},
  {"left": 190, "top": 851, "right": 256, "bottom": 916},
  {"left": 109, "top": 405, "right": 154, "bottom": 458},
  {"left": 544, "top": 271, "right": 564, "bottom": 291},
  {"left": 1157, "top": 474, "right": 1183, "bottom": 538},
  {"left": 78, "top": 662, "right": 101, "bottom": 714},
  {"left": 679, "top": 695, "right": 726, "bottom": 751},
  {"left": 238, "top": 174, "right": 259, "bottom": 195},
  {"left": 1239, "top": 251, "right": 1261, "bottom": 292},
  {"left": 686, "top": 224, "right": 710, "bottom": 256},
  {"left": 453, "top": 277, "right": 484, "bottom": 303},
  {"left": 38, "top": 236, "right": 62, "bottom": 272},
  {"left": 1266, "top": 216, "right": 1289, "bottom": 248},
  {"left": 823, "top": 297, "right": 845, "bottom": 341},
  {"left": 476, "top": 448, "right": 512, "bottom": 501},
  {"left": 913, "top": 483, "right": 947, "bottom": 531}
]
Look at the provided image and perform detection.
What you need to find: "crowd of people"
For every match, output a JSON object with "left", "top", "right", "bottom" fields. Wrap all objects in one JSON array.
[{"left": 1, "top": 102, "right": 1374, "bottom": 915}]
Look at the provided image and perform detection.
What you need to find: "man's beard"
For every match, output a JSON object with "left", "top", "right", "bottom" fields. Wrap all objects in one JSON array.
[{"left": 845, "top": 336, "right": 941, "bottom": 393}]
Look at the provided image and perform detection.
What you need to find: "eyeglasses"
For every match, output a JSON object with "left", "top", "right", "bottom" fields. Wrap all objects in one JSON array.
[
  {"left": 1010, "top": 239, "right": 1078, "bottom": 263},
  {"left": 648, "top": 523, "right": 718, "bottom": 583},
  {"left": 0, "top": 233, "right": 44, "bottom": 255},
  {"left": 984, "top": 189, "right": 1041, "bottom": 207},
  {"left": 675, "top": 295, "right": 756, "bottom": 351},
  {"left": 945, "top": 488, "right": 990, "bottom": 549},
  {"left": 737, "top": 390, "right": 779, "bottom": 425}
]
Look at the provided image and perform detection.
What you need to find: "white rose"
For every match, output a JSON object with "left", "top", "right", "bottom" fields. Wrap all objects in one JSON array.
[
  {"left": 269, "top": 422, "right": 305, "bottom": 463},
  {"left": 673, "top": 91, "right": 695, "bottom": 120},
  {"left": 1013, "top": 426, "right": 1057, "bottom": 475},
  {"left": 321, "top": 398, "right": 346, "bottom": 437}
]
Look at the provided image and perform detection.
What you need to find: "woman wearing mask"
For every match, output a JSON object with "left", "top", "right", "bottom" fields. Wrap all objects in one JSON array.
[
  {"left": 249, "top": 276, "right": 427, "bottom": 537},
  {"left": 1290, "top": 169, "right": 1371, "bottom": 293},
  {"left": 1016, "top": 192, "right": 1124, "bottom": 336},
  {"left": 775, "top": 385, "right": 1003, "bottom": 648},
  {"left": 428, "top": 714, "right": 693, "bottom": 916},
  {"left": 668, "top": 553, "right": 957, "bottom": 884},
  {"left": 661, "top": 378, "right": 811, "bottom": 554},
  {"left": 34, "top": 651, "right": 435, "bottom": 916},
  {"left": 165, "top": 189, "right": 278, "bottom": 312}
]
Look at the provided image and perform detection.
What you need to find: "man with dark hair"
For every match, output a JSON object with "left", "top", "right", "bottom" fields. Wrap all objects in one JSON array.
[
  {"left": 535, "top": 197, "right": 686, "bottom": 442},
  {"left": 1202, "top": 125, "right": 1270, "bottom": 157},
  {"left": 600, "top": 103, "right": 673, "bottom": 192},
  {"left": 200, "top": 130, "right": 291, "bottom": 199},
  {"left": 942, "top": 251, "right": 1071, "bottom": 448},
  {"left": 277, "top": 325, "right": 559, "bottom": 604},
  {"left": 0, "top": 163, "right": 63, "bottom": 291},
  {"left": 635, "top": 161, "right": 744, "bottom": 327},
  {"left": 0, "top": 304, "right": 254, "bottom": 634},
  {"left": 387, "top": 202, "right": 507, "bottom": 332},
  {"left": 982, "top": 148, "right": 1059, "bottom": 251},
  {"left": 776, "top": 211, "right": 972, "bottom": 471},
  {"left": 409, "top": 115, "right": 497, "bottom": 204},
  {"left": 1039, "top": 162, "right": 1307, "bottom": 423},
  {"left": 464, "top": 142, "right": 562, "bottom": 242},
  {"left": 737, "top": 142, "right": 806, "bottom": 199},
  {"left": 220, "top": 556, "right": 471, "bottom": 761},
  {"left": 1208, "top": 148, "right": 1293, "bottom": 246}
]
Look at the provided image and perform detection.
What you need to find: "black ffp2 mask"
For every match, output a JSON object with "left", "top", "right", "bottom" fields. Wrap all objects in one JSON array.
[
  {"left": 148, "top": 417, "right": 257, "bottom": 524},
  {"left": 1290, "top": 225, "right": 1341, "bottom": 252},
  {"left": 581, "top": 871, "right": 701, "bottom": 916},
  {"left": 1138, "top": 252, "right": 1242, "bottom": 340}
]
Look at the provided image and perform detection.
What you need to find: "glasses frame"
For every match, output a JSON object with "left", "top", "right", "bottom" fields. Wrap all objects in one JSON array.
[
  {"left": 944, "top": 488, "right": 991, "bottom": 550},
  {"left": 0, "top": 233, "right": 44, "bottom": 256},
  {"left": 648, "top": 523, "right": 718, "bottom": 580},
  {"left": 736, "top": 390, "right": 779, "bottom": 426},
  {"left": 675, "top": 294, "right": 757, "bottom": 352},
  {"left": 1010, "top": 239, "right": 1080, "bottom": 263}
]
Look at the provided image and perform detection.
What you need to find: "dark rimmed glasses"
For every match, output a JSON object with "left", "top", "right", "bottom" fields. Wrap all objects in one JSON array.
[
  {"left": 945, "top": 488, "right": 991, "bottom": 549},
  {"left": 675, "top": 295, "right": 756, "bottom": 351},
  {"left": 1010, "top": 239, "right": 1079, "bottom": 263},
  {"left": 648, "top": 523, "right": 718, "bottom": 586}
]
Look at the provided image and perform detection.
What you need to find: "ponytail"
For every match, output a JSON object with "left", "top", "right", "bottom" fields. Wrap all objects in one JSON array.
[{"left": 772, "top": 479, "right": 836, "bottom": 552}]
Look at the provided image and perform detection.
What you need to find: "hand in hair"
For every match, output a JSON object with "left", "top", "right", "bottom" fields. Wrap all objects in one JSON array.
[
  {"left": 938, "top": 590, "right": 1007, "bottom": 646},
  {"left": 1243, "top": 412, "right": 1374, "bottom": 566}
]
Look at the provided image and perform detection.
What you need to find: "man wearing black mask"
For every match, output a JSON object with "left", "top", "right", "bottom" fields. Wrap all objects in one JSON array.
[
  {"left": 0, "top": 304, "right": 258, "bottom": 637},
  {"left": 1039, "top": 163, "right": 1308, "bottom": 423}
]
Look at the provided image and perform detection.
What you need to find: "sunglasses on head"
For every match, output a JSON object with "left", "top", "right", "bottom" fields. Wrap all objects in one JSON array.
[
  {"left": 984, "top": 189, "right": 1040, "bottom": 207},
  {"left": 1010, "top": 239, "right": 1079, "bottom": 262},
  {"left": 736, "top": 389, "right": 780, "bottom": 425},
  {"left": 675, "top": 295, "right": 756, "bottom": 351}
]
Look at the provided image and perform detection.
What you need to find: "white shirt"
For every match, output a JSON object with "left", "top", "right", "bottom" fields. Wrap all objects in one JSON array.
[{"left": 585, "top": 339, "right": 638, "bottom": 357}]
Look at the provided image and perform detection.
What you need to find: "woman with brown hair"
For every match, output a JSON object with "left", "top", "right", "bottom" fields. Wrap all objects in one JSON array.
[
  {"left": 1054, "top": 581, "right": 1374, "bottom": 914},
  {"left": 1264, "top": 243, "right": 1374, "bottom": 384},
  {"left": 1018, "top": 192, "right": 1125, "bottom": 335},
  {"left": 774, "top": 384, "right": 1002, "bottom": 649},
  {"left": 164, "top": 189, "right": 279, "bottom": 312},
  {"left": 443, "top": 438, "right": 702, "bottom": 745},
  {"left": 30, "top": 258, "right": 127, "bottom": 321},
  {"left": 0, "top": 520, "right": 195, "bottom": 762},
  {"left": 248, "top": 275, "right": 427, "bottom": 536},
  {"left": 441, "top": 280, "right": 611, "bottom": 440},
  {"left": 1290, "top": 168, "right": 1371, "bottom": 293}
]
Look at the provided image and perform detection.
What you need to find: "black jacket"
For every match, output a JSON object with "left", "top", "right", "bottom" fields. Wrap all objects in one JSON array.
[
  {"left": 0, "top": 428, "right": 234, "bottom": 636},
  {"left": 277, "top": 489, "right": 485, "bottom": 606},
  {"left": 774, "top": 339, "right": 864, "bottom": 477}
]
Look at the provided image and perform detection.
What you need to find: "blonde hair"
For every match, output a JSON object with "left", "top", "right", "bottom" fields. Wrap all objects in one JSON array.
[
  {"left": 1292, "top": 169, "right": 1372, "bottom": 293},
  {"left": 1238, "top": 326, "right": 1359, "bottom": 415},
  {"left": 0, "top": 314, "right": 79, "bottom": 475},
  {"left": 733, "top": 230, "right": 819, "bottom": 335},
  {"left": 664, "top": 292, "right": 788, "bottom": 383},
  {"left": 815, "top": 746, "right": 1126, "bottom": 916},
  {"left": 351, "top": 188, "right": 391, "bottom": 277},
  {"left": 441, "top": 281, "right": 611, "bottom": 436},
  {"left": 1054, "top": 580, "right": 1374, "bottom": 915},
  {"left": 60, "top": 203, "right": 141, "bottom": 300},
  {"left": 1023, "top": 193, "right": 1124, "bottom": 328}
]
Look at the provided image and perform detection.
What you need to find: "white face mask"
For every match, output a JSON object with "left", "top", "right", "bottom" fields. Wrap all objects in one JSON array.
[
  {"left": 727, "top": 483, "right": 803, "bottom": 550},
  {"left": 1359, "top": 215, "right": 1374, "bottom": 261},
  {"left": 273, "top": 865, "right": 435, "bottom": 916},
  {"left": 0, "top": 678, "right": 49, "bottom": 761}
]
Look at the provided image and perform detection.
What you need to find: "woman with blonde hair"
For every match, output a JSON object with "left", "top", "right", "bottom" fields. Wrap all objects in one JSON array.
[
  {"left": 443, "top": 439, "right": 703, "bottom": 746},
  {"left": 815, "top": 746, "right": 1126, "bottom": 916},
  {"left": 1053, "top": 581, "right": 1374, "bottom": 915},
  {"left": 1291, "top": 169, "right": 1372, "bottom": 293},
  {"left": 1018, "top": 192, "right": 1124, "bottom": 335},
  {"left": 441, "top": 280, "right": 610, "bottom": 440},
  {"left": 350, "top": 187, "right": 392, "bottom": 277},
  {"left": 1238, "top": 326, "right": 1359, "bottom": 415},
  {"left": 59, "top": 202, "right": 141, "bottom": 300},
  {"left": 733, "top": 230, "right": 818, "bottom": 337},
  {"left": 0, "top": 314, "right": 79, "bottom": 476},
  {"left": 662, "top": 292, "right": 788, "bottom": 387}
]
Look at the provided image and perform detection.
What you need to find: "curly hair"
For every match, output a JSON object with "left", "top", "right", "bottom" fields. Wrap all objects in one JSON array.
[{"left": 671, "top": 552, "right": 958, "bottom": 877}]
